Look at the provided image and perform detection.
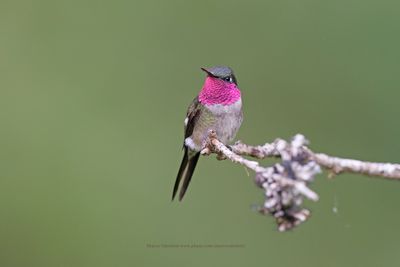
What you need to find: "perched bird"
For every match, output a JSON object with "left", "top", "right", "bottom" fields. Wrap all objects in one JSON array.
[{"left": 172, "top": 66, "right": 243, "bottom": 201}]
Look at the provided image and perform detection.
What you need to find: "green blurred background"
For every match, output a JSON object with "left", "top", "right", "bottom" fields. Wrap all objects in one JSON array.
[{"left": 1, "top": 0, "right": 400, "bottom": 266}]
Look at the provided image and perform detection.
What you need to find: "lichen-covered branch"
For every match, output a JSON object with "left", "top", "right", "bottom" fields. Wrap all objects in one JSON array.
[
  {"left": 202, "top": 131, "right": 400, "bottom": 232},
  {"left": 231, "top": 139, "right": 400, "bottom": 180}
]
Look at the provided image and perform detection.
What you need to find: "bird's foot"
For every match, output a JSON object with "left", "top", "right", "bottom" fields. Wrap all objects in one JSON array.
[{"left": 200, "top": 147, "right": 211, "bottom": 156}]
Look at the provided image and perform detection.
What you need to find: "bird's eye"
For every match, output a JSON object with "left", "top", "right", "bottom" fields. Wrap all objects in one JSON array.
[{"left": 224, "top": 77, "right": 233, "bottom": 82}]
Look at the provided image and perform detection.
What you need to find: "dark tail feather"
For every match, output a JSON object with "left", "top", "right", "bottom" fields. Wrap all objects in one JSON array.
[
  {"left": 172, "top": 148, "right": 200, "bottom": 201},
  {"left": 179, "top": 152, "right": 200, "bottom": 201},
  {"left": 172, "top": 149, "right": 189, "bottom": 201}
]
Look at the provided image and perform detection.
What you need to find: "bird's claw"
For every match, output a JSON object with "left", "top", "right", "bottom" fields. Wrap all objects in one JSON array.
[{"left": 200, "top": 147, "right": 211, "bottom": 156}]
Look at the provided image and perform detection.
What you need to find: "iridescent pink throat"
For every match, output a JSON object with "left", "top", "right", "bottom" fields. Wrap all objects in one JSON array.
[{"left": 198, "top": 76, "right": 241, "bottom": 105}]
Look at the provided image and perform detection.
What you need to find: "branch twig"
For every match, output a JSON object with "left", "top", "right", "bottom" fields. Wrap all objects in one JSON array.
[{"left": 203, "top": 131, "right": 400, "bottom": 231}]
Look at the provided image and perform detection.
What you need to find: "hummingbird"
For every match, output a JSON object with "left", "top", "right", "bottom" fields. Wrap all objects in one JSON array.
[{"left": 172, "top": 66, "right": 243, "bottom": 201}]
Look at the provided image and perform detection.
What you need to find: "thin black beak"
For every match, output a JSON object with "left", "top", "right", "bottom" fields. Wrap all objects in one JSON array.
[{"left": 201, "top": 67, "right": 214, "bottom": 76}]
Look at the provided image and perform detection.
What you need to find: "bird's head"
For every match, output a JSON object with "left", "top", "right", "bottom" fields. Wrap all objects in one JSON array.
[
  {"left": 201, "top": 66, "right": 238, "bottom": 85},
  {"left": 199, "top": 66, "right": 241, "bottom": 105}
]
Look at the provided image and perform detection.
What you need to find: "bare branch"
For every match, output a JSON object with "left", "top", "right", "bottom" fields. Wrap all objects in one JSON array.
[
  {"left": 308, "top": 150, "right": 400, "bottom": 179},
  {"left": 204, "top": 131, "right": 400, "bottom": 232}
]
